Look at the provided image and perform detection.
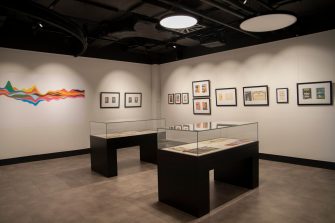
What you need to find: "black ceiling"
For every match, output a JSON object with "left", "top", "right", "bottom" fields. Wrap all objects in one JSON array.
[{"left": 0, "top": 0, "right": 334, "bottom": 64}]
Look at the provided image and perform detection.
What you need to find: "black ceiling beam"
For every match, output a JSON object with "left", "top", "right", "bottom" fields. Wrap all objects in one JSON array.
[
  {"left": 255, "top": 0, "right": 274, "bottom": 11},
  {"left": 0, "top": 0, "right": 87, "bottom": 56},
  {"left": 216, "top": 0, "right": 254, "bottom": 15},
  {"left": 200, "top": 0, "right": 246, "bottom": 19},
  {"left": 145, "top": 0, "right": 259, "bottom": 39},
  {"left": 48, "top": 0, "right": 61, "bottom": 10}
]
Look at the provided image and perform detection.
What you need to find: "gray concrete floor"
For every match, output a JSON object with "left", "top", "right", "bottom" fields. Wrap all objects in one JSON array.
[{"left": 1, "top": 147, "right": 335, "bottom": 223}]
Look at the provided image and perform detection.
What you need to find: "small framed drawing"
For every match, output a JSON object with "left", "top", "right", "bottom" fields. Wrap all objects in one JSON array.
[
  {"left": 297, "top": 81, "right": 333, "bottom": 105},
  {"left": 125, "top": 92, "right": 142, "bottom": 108},
  {"left": 182, "top": 124, "right": 191, "bottom": 130},
  {"left": 276, "top": 88, "right": 289, "bottom": 104},
  {"left": 168, "top": 94, "right": 174, "bottom": 104},
  {"left": 182, "top": 93, "right": 189, "bottom": 104},
  {"left": 215, "top": 88, "right": 237, "bottom": 106},
  {"left": 192, "top": 80, "right": 210, "bottom": 97},
  {"left": 175, "top": 93, "right": 181, "bottom": 104},
  {"left": 100, "top": 92, "right": 120, "bottom": 108},
  {"left": 193, "top": 98, "right": 211, "bottom": 115},
  {"left": 243, "top": 85, "right": 269, "bottom": 106}
]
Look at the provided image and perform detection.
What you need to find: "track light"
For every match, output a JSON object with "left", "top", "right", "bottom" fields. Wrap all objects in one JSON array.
[
  {"left": 243, "top": 0, "right": 248, "bottom": 4},
  {"left": 38, "top": 22, "right": 43, "bottom": 28}
]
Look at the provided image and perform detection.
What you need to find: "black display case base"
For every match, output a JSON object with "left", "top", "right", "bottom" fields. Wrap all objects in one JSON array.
[
  {"left": 90, "top": 133, "right": 158, "bottom": 177},
  {"left": 158, "top": 142, "right": 259, "bottom": 217}
]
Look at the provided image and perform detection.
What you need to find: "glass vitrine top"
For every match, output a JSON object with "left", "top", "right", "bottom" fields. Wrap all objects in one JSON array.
[{"left": 163, "top": 121, "right": 257, "bottom": 132}]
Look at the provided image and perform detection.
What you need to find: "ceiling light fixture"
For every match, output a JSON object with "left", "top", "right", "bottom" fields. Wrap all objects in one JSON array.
[
  {"left": 243, "top": 0, "right": 247, "bottom": 4},
  {"left": 160, "top": 15, "right": 197, "bottom": 29},
  {"left": 240, "top": 13, "right": 297, "bottom": 32},
  {"left": 38, "top": 22, "right": 43, "bottom": 28}
]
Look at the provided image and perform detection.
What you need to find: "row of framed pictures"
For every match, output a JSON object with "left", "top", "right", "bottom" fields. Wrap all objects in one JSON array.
[
  {"left": 170, "top": 80, "right": 332, "bottom": 115},
  {"left": 216, "top": 81, "right": 333, "bottom": 106},
  {"left": 100, "top": 92, "right": 142, "bottom": 108},
  {"left": 168, "top": 93, "right": 189, "bottom": 104}
]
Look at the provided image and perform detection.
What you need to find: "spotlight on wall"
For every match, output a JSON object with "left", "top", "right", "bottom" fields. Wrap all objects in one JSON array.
[{"left": 160, "top": 15, "right": 197, "bottom": 29}]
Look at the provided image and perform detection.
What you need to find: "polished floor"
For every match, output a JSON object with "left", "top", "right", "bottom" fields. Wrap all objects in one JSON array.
[{"left": 1, "top": 147, "right": 335, "bottom": 223}]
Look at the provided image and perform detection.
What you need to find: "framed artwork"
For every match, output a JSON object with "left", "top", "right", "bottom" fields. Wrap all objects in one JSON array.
[
  {"left": 193, "top": 98, "right": 211, "bottom": 115},
  {"left": 215, "top": 88, "right": 237, "bottom": 106},
  {"left": 192, "top": 80, "right": 210, "bottom": 97},
  {"left": 175, "top": 93, "right": 181, "bottom": 104},
  {"left": 297, "top": 81, "right": 333, "bottom": 105},
  {"left": 276, "top": 88, "right": 289, "bottom": 104},
  {"left": 168, "top": 94, "right": 174, "bottom": 104},
  {"left": 182, "top": 93, "right": 189, "bottom": 104},
  {"left": 100, "top": 92, "right": 120, "bottom": 108},
  {"left": 243, "top": 85, "right": 269, "bottom": 106},
  {"left": 175, "top": 125, "right": 182, "bottom": 130},
  {"left": 182, "top": 124, "right": 191, "bottom": 131},
  {"left": 125, "top": 92, "right": 142, "bottom": 108}
]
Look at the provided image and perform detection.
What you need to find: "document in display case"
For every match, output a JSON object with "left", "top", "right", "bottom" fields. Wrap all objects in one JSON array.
[
  {"left": 90, "top": 119, "right": 165, "bottom": 177},
  {"left": 157, "top": 121, "right": 259, "bottom": 217}
]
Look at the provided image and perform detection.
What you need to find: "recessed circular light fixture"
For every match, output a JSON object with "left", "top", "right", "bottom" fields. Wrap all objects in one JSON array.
[
  {"left": 240, "top": 13, "right": 297, "bottom": 32},
  {"left": 160, "top": 15, "right": 197, "bottom": 29}
]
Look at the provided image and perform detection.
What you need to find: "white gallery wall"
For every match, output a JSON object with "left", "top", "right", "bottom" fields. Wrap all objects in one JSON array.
[
  {"left": 0, "top": 48, "right": 152, "bottom": 159},
  {"left": 160, "top": 29, "right": 335, "bottom": 163}
]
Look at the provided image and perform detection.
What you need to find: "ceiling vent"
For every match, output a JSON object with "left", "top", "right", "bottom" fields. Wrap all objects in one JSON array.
[{"left": 166, "top": 24, "right": 206, "bottom": 34}]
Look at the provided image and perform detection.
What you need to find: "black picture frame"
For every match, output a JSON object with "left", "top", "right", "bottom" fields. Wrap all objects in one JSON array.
[
  {"left": 175, "top": 93, "right": 181, "bottom": 104},
  {"left": 182, "top": 93, "right": 189, "bottom": 104},
  {"left": 100, "top": 92, "right": 120, "bottom": 108},
  {"left": 297, "top": 81, "right": 333, "bottom": 105},
  {"left": 243, "top": 85, "right": 269, "bottom": 106},
  {"left": 276, "top": 88, "right": 289, "bottom": 104},
  {"left": 215, "top": 87, "right": 237, "bottom": 106},
  {"left": 168, "top": 94, "right": 174, "bottom": 104},
  {"left": 192, "top": 80, "right": 211, "bottom": 98},
  {"left": 124, "top": 92, "right": 142, "bottom": 108},
  {"left": 193, "top": 98, "right": 211, "bottom": 115}
]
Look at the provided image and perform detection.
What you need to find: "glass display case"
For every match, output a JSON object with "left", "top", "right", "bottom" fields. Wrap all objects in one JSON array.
[
  {"left": 90, "top": 118, "right": 166, "bottom": 139},
  {"left": 158, "top": 121, "right": 258, "bottom": 156},
  {"left": 90, "top": 118, "right": 165, "bottom": 177},
  {"left": 157, "top": 121, "right": 259, "bottom": 217}
]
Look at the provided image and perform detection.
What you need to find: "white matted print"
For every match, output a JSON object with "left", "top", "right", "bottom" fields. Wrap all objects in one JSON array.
[
  {"left": 100, "top": 92, "right": 120, "bottom": 108},
  {"left": 192, "top": 80, "right": 210, "bottom": 97},
  {"left": 243, "top": 85, "right": 269, "bottom": 106},
  {"left": 297, "top": 81, "right": 333, "bottom": 105},
  {"left": 182, "top": 93, "right": 189, "bottom": 104},
  {"left": 125, "top": 92, "right": 142, "bottom": 108},
  {"left": 276, "top": 88, "right": 289, "bottom": 104},
  {"left": 215, "top": 88, "right": 237, "bottom": 106},
  {"left": 193, "top": 98, "right": 211, "bottom": 115}
]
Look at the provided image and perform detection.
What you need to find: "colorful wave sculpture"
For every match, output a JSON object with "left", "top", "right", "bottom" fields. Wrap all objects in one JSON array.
[{"left": 0, "top": 81, "right": 85, "bottom": 106}]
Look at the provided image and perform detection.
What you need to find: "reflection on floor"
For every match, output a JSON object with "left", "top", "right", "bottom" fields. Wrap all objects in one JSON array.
[{"left": 1, "top": 147, "right": 335, "bottom": 223}]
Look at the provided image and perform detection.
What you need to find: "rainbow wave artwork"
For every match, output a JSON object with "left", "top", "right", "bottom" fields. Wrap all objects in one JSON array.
[{"left": 0, "top": 81, "right": 85, "bottom": 106}]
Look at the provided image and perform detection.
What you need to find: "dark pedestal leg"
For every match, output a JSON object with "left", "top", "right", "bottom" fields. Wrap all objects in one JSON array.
[
  {"left": 140, "top": 134, "right": 158, "bottom": 164},
  {"left": 158, "top": 151, "right": 210, "bottom": 217},
  {"left": 90, "top": 136, "right": 117, "bottom": 177}
]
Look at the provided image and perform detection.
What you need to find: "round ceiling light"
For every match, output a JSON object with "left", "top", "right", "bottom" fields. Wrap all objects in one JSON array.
[
  {"left": 160, "top": 15, "right": 197, "bottom": 29},
  {"left": 240, "top": 13, "right": 297, "bottom": 32}
]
